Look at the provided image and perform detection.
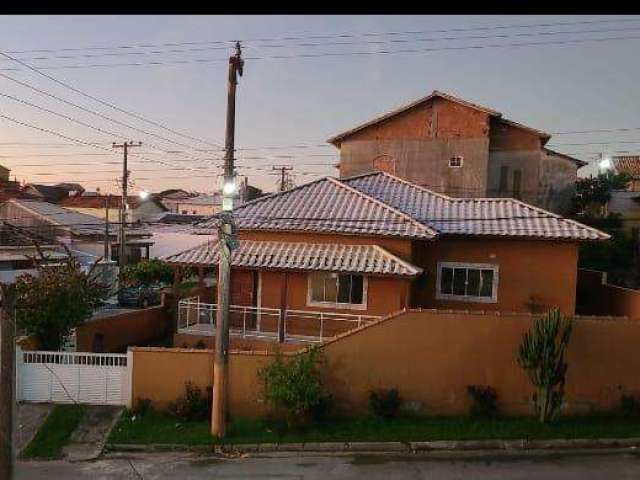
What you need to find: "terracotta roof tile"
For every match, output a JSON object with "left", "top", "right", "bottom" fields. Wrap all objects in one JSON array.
[{"left": 612, "top": 156, "right": 640, "bottom": 178}]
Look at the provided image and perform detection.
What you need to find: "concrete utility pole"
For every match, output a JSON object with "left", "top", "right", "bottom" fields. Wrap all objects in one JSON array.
[
  {"left": 212, "top": 41, "right": 243, "bottom": 438},
  {"left": 0, "top": 284, "right": 17, "bottom": 480},
  {"left": 272, "top": 165, "right": 294, "bottom": 192},
  {"left": 112, "top": 141, "right": 142, "bottom": 268},
  {"left": 103, "top": 194, "right": 111, "bottom": 261}
]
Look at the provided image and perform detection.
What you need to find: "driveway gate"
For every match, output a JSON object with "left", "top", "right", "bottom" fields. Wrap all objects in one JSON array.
[{"left": 16, "top": 349, "right": 131, "bottom": 406}]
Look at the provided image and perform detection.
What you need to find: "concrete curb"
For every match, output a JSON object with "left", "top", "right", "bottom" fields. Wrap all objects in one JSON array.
[{"left": 105, "top": 437, "right": 640, "bottom": 455}]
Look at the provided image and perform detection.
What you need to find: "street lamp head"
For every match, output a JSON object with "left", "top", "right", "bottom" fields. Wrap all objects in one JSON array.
[
  {"left": 599, "top": 157, "right": 612, "bottom": 170},
  {"left": 138, "top": 190, "right": 150, "bottom": 200}
]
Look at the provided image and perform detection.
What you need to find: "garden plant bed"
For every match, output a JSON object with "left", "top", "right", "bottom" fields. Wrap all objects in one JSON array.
[{"left": 108, "top": 410, "right": 640, "bottom": 448}]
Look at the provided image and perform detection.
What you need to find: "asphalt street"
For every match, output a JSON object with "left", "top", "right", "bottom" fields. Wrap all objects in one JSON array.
[{"left": 16, "top": 449, "right": 640, "bottom": 479}]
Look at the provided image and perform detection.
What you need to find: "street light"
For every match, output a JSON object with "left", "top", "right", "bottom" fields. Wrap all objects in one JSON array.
[{"left": 138, "top": 190, "right": 150, "bottom": 200}]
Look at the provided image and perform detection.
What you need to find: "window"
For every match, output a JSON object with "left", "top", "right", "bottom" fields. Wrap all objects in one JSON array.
[
  {"left": 308, "top": 272, "right": 366, "bottom": 308},
  {"left": 513, "top": 169, "right": 522, "bottom": 199},
  {"left": 499, "top": 166, "right": 510, "bottom": 193},
  {"left": 449, "top": 156, "right": 463, "bottom": 168},
  {"left": 436, "top": 262, "right": 498, "bottom": 303}
]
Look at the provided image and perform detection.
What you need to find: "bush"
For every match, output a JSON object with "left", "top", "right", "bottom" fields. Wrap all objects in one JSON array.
[
  {"left": 121, "top": 258, "right": 173, "bottom": 287},
  {"left": 620, "top": 395, "right": 640, "bottom": 417},
  {"left": 167, "top": 382, "right": 212, "bottom": 422},
  {"left": 309, "top": 394, "right": 334, "bottom": 423},
  {"left": 131, "top": 398, "right": 153, "bottom": 417},
  {"left": 193, "top": 340, "right": 207, "bottom": 350},
  {"left": 369, "top": 388, "right": 401, "bottom": 419},
  {"left": 466, "top": 385, "right": 499, "bottom": 419},
  {"left": 258, "top": 346, "right": 325, "bottom": 429}
]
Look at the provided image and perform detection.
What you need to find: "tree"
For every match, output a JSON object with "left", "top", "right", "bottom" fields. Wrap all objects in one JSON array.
[
  {"left": 120, "top": 258, "right": 173, "bottom": 287},
  {"left": 517, "top": 309, "right": 573, "bottom": 423},
  {"left": 15, "top": 248, "right": 109, "bottom": 351},
  {"left": 572, "top": 171, "right": 632, "bottom": 217}
]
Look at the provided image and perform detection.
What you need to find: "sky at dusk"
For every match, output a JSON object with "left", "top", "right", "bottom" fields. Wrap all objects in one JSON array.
[{"left": 0, "top": 14, "right": 639, "bottom": 194}]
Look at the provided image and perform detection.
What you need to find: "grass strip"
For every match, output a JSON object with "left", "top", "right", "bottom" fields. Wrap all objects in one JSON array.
[
  {"left": 21, "top": 404, "right": 86, "bottom": 459},
  {"left": 108, "top": 410, "right": 640, "bottom": 446}
]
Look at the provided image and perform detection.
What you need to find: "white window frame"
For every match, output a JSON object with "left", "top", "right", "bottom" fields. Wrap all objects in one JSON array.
[
  {"left": 436, "top": 262, "right": 499, "bottom": 303},
  {"left": 449, "top": 156, "right": 464, "bottom": 168},
  {"left": 306, "top": 272, "right": 368, "bottom": 311}
]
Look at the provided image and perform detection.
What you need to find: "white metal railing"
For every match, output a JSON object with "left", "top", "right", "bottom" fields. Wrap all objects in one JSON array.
[
  {"left": 177, "top": 299, "right": 380, "bottom": 343},
  {"left": 21, "top": 350, "right": 127, "bottom": 367}
]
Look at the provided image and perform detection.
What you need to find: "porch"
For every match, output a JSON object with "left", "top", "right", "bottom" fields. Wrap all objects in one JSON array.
[{"left": 177, "top": 297, "right": 380, "bottom": 344}]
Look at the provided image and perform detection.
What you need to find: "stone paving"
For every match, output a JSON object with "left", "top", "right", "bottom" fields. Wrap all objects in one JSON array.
[{"left": 16, "top": 403, "right": 53, "bottom": 454}]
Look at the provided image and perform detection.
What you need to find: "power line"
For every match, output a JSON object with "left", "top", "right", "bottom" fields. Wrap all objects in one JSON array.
[
  {"left": 0, "top": 73, "right": 214, "bottom": 157},
  {"left": 5, "top": 23, "right": 640, "bottom": 63},
  {"left": 0, "top": 50, "right": 221, "bottom": 148},
  {"left": 2, "top": 33, "right": 640, "bottom": 71},
  {"left": 5, "top": 17, "right": 638, "bottom": 55}
]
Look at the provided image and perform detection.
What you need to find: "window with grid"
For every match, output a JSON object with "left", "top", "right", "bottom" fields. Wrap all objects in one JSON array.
[
  {"left": 449, "top": 156, "right": 464, "bottom": 168},
  {"left": 437, "top": 262, "right": 498, "bottom": 302},
  {"left": 309, "top": 272, "right": 365, "bottom": 306}
]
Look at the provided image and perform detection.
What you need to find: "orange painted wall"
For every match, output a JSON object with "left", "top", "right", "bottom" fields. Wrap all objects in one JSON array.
[
  {"left": 76, "top": 306, "right": 171, "bottom": 353},
  {"left": 130, "top": 347, "right": 213, "bottom": 409},
  {"left": 411, "top": 238, "right": 579, "bottom": 315},
  {"left": 576, "top": 269, "right": 640, "bottom": 320},
  {"left": 224, "top": 310, "right": 640, "bottom": 418}
]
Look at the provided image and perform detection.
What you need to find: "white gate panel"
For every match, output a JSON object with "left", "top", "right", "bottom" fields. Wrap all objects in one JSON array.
[{"left": 18, "top": 350, "right": 130, "bottom": 406}]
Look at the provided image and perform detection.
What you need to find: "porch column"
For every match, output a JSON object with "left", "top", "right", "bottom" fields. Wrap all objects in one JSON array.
[
  {"left": 198, "top": 266, "right": 205, "bottom": 289},
  {"left": 145, "top": 245, "right": 150, "bottom": 260},
  {"left": 278, "top": 272, "right": 288, "bottom": 343}
]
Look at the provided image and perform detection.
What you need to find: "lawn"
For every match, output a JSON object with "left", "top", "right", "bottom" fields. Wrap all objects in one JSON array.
[
  {"left": 21, "top": 405, "right": 86, "bottom": 459},
  {"left": 108, "top": 410, "right": 640, "bottom": 446}
]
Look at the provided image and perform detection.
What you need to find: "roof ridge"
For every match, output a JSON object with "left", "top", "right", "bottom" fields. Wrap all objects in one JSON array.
[
  {"left": 327, "top": 176, "right": 438, "bottom": 238},
  {"left": 342, "top": 170, "right": 453, "bottom": 201}
]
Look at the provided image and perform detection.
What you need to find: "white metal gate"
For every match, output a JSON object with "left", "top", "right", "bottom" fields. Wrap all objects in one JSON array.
[{"left": 17, "top": 349, "right": 131, "bottom": 406}]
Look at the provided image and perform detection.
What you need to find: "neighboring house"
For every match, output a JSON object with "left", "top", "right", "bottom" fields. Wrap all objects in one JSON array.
[
  {"left": 608, "top": 156, "right": 640, "bottom": 232},
  {"left": 165, "top": 171, "right": 607, "bottom": 344},
  {"left": 22, "top": 183, "right": 84, "bottom": 203},
  {"left": 0, "top": 224, "right": 68, "bottom": 282},
  {"left": 158, "top": 178, "right": 264, "bottom": 215},
  {"left": 0, "top": 199, "right": 154, "bottom": 266},
  {"left": 328, "top": 90, "right": 586, "bottom": 214},
  {"left": 60, "top": 194, "right": 167, "bottom": 223}
]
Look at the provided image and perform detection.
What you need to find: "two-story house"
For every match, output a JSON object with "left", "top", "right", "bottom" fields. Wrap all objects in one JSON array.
[{"left": 328, "top": 90, "right": 585, "bottom": 214}]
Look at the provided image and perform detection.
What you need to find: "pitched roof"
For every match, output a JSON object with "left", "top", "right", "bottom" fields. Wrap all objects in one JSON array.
[
  {"left": 162, "top": 239, "right": 422, "bottom": 277},
  {"left": 197, "top": 176, "right": 436, "bottom": 240},
  {"left": 612, "top": 156, "right": 640, "bottom": 178},
  {"left": 60, "top": 195, "right": 166, "bottom": 210},
  {"left": 4, "top": 199, "right": 152, "bottom": 238},
  {"left": 327, "top": 90, "right": 550, "bottom": 144},
  {"left": 543, "top": 148, "right": 588, "bottom": 168},
  {"left": 343, "top": 172, "right": 609, "bottom": 241}
]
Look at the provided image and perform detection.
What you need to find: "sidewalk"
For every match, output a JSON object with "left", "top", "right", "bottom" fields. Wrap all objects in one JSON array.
[{"left": 63, "top": 406, "right": 123, "bottom": 462}]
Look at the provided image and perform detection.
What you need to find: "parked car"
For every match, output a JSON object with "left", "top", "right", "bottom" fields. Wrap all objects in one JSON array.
[{"left": 117, "top": 284, "right": 162, "bottom": 308}]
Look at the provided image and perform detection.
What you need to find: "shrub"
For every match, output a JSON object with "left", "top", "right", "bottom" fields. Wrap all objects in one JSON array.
[
  {"left": 193, "top": 340, "right": 207, "bottom": 350},
  {"left": 620, "top": 395, "right": 640, "bottom": 417},
  {"left": 466, "top": 385, "right": 499, "bottom": 419},
  {"left": 258, "top": 346, "right": 325, "bottom": 429},
  {"left": 120, "top": 258, "right": 173, "bottom": 287},
  {"left": 131, "top": 398, "right": 153, "bottom": 417},
  {"left": 369, "top": 388, "right": 401, "bottom": 419},
  {"left": 309, "top": 394, "right": 334, "bottom": 423},
  {"left": 167, "top": 382, "right": 212, "bottom": 422},
  {"left": 517, "top": 308, "right": 573, "bottom": 423}
]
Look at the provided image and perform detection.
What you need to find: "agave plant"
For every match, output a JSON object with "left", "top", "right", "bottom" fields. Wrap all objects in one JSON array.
[{"left": 517, "top": 308, "right": 573, "bottom": 423}]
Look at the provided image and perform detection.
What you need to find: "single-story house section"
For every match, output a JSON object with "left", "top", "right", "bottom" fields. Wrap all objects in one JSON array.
[
  {"left": 163, "top": 171, "right": 608, "bottom": 344},
  {"left": 0, "top": 199, "right": 154, "bottom": 266}
]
